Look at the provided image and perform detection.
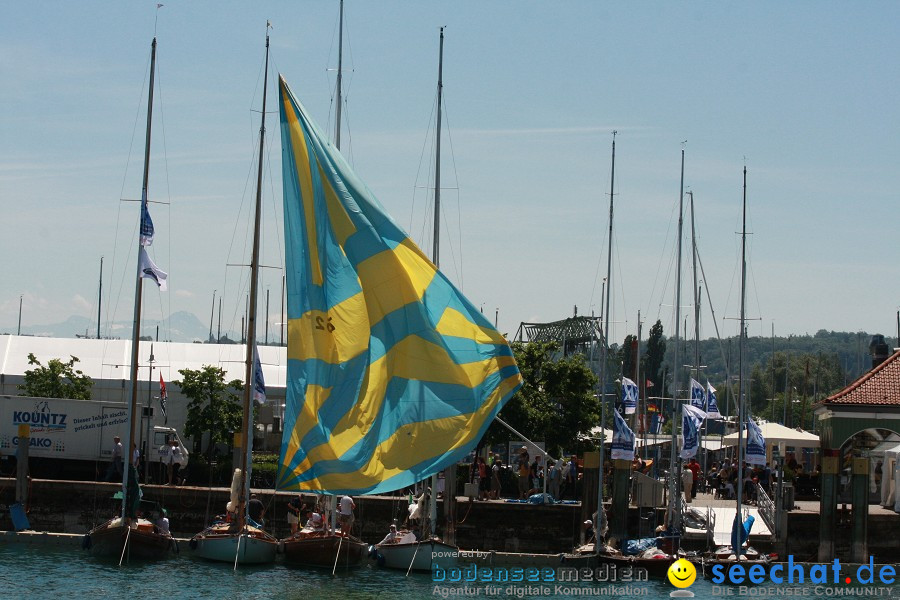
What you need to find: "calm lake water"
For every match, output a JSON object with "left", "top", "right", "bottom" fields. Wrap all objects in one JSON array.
[{"left": 2, "top": 543, "right": 897, "bottom": 600}]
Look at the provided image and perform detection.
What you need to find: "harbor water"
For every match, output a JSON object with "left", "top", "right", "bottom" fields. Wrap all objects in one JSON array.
[{"left": 3, "top": 542, "right": 899, "bottom": 600}]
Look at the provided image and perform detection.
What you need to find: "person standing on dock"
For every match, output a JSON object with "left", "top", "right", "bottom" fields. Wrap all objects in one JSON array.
[
  {"left": 105, "top": 436, "right": 123, "bottom": 482},
  {"left": 681, "top": 463, "right": 693, "bottom": 503},
  {"left": 167, "top": 438, "right": 182, "bottom": 486},
  {"left": 516, "top": 446, "right": 530, "bottom": 499},
  {"left": 338, "top": 494, "right": 355, "bottom": 534},
  {"left": 286, "top": 494, "right": 302, "bottom": 535}
]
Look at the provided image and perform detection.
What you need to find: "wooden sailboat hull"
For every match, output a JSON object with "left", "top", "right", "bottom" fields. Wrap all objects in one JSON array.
[
  {"left": 376, "top": 539, "right": 458, "bottom": 572},
  {"left": 282, "top": 532, "right": 368, "bottom": 568},
  {"left": 87, "top": 518, "right": 173, "bottom": 560},
  {"left": 191, "top": 525, "right": 278, "bottom": 565},
  {"left": 566, "top": 544, "right": 679, "bottom": 578}
]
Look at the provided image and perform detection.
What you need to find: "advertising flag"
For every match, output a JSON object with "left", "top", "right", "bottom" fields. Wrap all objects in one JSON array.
[
  {"left": 680, "top": 404, "right": 707, "bottom": 459},
  {"left": 611, "top": 409, "right": 636, "bottom": 461},
  {"left": 621, "top": 377, "right": 638, "bottom": 415}
]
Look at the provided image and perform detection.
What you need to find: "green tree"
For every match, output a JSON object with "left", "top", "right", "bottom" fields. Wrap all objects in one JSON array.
[
  {"left": 617, "top": 334, "right": 638, "bottom": 380},
  {"left": 643, "top": 320, "right": 667, "bottom": 396},
  {"left": 175, "top": 365, "right": 243, "bottom": 453},
  {"left": 486, "top": 341, "right": 599, "bottom": 457},
  {"left": 18, "top": 353, "right": 93, "bottom": 400}
]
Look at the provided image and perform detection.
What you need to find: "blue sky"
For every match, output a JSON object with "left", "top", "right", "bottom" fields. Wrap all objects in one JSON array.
[{"left": 1, "top": 1, "right": 898, "bottom": 346}]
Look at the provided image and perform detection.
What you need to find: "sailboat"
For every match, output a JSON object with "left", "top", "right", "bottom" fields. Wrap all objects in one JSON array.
[
  {"left": 701, "top": 167, "right": 770, "bottom": 573},
  {"left": 189, "top": 30, "right": 278, "bottom": 566},
  {"left": 86, "top": 36, "right": 174, "bottom": 562},
  {"left": 276, "top": 22, "right": 521, "bottom": 574},
  {"left": 280, "top": 1, "right": 368, "bottom": 569}
]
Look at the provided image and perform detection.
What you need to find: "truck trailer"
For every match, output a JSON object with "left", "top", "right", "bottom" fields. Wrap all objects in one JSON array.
[{"left": 0, "top": 395, "right": 187, "bottom": 481}]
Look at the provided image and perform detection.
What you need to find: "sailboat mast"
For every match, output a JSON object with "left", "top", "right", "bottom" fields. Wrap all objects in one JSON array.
[
  {"left": 428, "top": 26, "right": 445, "bottom": 542},
  {"left": 123, "top": 37, "right": 157, "bottom": 517},
  {"left": 432, "top": 26, "right": 444, "bottom": 267},
  {"left": 736, "top": 166, "right": 748, "bottom": 553},
  {"left": 334, "top": 0, "right": 344, "bottom": 150},
  {"left": 689, "top": 191, "right": 705, "bottom": 471},
  {"left": 238, "top": 31, "right": 270, "bottom": 529},
  {"left": 667, "top": 147, "right": 685, "bottom": 532},
  {"left": 596, "top": 131, "right": 615, "bottom": 536},
  {"left": 97, "top": 256, "right": 103, "bottom": 340}
]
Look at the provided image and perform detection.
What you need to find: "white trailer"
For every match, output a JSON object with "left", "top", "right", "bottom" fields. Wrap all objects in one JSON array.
[{"left": 0, "top": 395, "right": 188, "bottom": 479}]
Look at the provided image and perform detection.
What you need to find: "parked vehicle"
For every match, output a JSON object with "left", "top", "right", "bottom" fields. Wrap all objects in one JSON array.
[{"left": 0, "top": 395, "right": 187, "bottom": 480}]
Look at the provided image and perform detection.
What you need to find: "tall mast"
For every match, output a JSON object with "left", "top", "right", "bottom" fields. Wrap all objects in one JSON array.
[
  {"left": 432, "top": 27, "right": 444, "bottom": 266},
  {"left": 122, "top": 37, "right": 157, "bottom": 519},
  {"left": 429, "top": 26, "right": 445, "bottom": 542},
  {"left": 735, "top": 165, "right": 748, "bottom": 557},
  {"left": 97, "top": 256, "right": 103, "bottom": 339},
  {"left": 238, "top": 30, "right": 269, "bottom": 530},
  {"left": 689, "top": 191, "right": 704, "bottom": 471},
  {"left": 334, "top": 0, "right": 344, "bottom": 150},
  {"left": 667, "top": 147, "right": 685, "bottom": 532},
  {"left": 596, "top": 131, "right": 616, "bottom": 537}
]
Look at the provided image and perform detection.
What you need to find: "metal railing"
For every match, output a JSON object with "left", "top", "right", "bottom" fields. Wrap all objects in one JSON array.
[{"left": 755, "top": 482, "right": 776, "bottom": 535}]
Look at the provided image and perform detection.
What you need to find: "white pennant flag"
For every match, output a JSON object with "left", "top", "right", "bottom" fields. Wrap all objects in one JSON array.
[{"left": 139, "top": 247, "right": 168, "bottom": 291}]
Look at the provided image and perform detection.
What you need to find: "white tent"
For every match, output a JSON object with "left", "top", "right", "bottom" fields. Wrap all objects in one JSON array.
[{"left": 722, "top": 421, "right": 820, "bottom": 464}]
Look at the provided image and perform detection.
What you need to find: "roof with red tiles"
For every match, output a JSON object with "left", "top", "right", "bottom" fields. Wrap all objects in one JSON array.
[{"left": 822, "top": 349, "right": 900, "bottom": 406}]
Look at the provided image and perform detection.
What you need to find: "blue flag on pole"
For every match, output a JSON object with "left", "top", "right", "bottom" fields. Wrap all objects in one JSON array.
[
  {"left": 745, "top": 419, "right": 766, "bottom": 465},
  {"left": 690, "top": 378, "right": 705, "bottom": 410},
  {"left": 140, "top": 191, "right": 154, "bottom": 246},
  {"left": 611, "top": 409, "right": 636, "bottom": 461},
  {"left": 680, "top": 404, "right": 707, "bottom": 459},
  {"left": 706, "top": 382, "right": 722, "bottom": 419},
  {"left": 621, "top": 377, "right": 638, "bottom": 415},
  {"left": 253, "top": 346, "right": 266, "bottom": 404}
]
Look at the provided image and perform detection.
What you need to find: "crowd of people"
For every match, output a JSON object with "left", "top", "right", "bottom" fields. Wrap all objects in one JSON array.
[{"left": 467, "top": 447, "right": 582, "bottom": 501}]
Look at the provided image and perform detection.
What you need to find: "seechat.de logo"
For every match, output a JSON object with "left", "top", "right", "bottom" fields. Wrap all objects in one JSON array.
[{"left": 667, "top": 558, "right": 696, "bottom": 597}]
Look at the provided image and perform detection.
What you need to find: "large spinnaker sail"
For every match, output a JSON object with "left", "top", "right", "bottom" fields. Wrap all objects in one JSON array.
[{"left": 277, "top": 75, "right": 522, "bottom": 495}]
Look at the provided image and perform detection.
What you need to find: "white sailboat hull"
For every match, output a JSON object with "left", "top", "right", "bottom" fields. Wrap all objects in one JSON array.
[
  {"left": 376, "top": 539, "right": 458, "bottom": 572},
  {"left": 191, "top": 530, "right": 278, "bottom": 565}
]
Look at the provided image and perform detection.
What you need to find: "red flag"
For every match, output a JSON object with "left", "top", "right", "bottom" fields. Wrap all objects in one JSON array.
[
  {"left": 645, "top": 379, "right": 655, "bottom": 388},
  {"left": 159, "top": 374, "right": 168, "bottom": 423}
]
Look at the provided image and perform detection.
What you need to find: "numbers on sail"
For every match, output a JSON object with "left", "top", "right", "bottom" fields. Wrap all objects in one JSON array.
[{"left": 314, "top": 315, "right": 335, "bottom": 333}]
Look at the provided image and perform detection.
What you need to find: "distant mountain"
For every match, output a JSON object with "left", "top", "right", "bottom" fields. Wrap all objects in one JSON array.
[{"left": 4, "top": 311, "right": 211, "bottom": 343}]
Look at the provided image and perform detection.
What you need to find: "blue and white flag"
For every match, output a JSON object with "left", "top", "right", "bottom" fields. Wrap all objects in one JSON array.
[
  {"left": 253, "top": 346, "right": 267, "bottom": 404},
  {"left": 650, "top": 413, "right": 665, "bottom": 435},
  {"left": 611, "top": 409, "right": 636, "bottom": 461},
  {"left": 690, "top": 378, "right": 706, "bottom": 410},
  {"left": 621, "top": 377, "right": 638, "bottom": 415},
  {"left": 680, "top": 404, "right": 707, "bottom": 459},
  {"left": 745, "top": 419, "right": 766, "bottom": 465},
  {"left": 140, "top": 192, "right": 154, "bottom": 246},
  {"left": 138, "top": 247, "right": 167, "bottom": 291},
  {"left": 706, "top": 382, "right": 722, "bottom": 419}
]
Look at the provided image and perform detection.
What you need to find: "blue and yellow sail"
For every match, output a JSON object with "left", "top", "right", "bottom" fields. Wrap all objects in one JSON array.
[{"left": 276, "top": 75, "right": 522, "bottom": 495}]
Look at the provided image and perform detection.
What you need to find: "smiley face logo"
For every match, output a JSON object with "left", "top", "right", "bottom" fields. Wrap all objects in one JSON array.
[{"left": 667, "top": 558, "right": 696, "bottom": 588}]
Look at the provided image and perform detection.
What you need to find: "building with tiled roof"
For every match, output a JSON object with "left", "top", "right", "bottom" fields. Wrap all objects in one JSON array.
[{"left": 821, "top": 348, "right": 900, "bottom": 407}]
